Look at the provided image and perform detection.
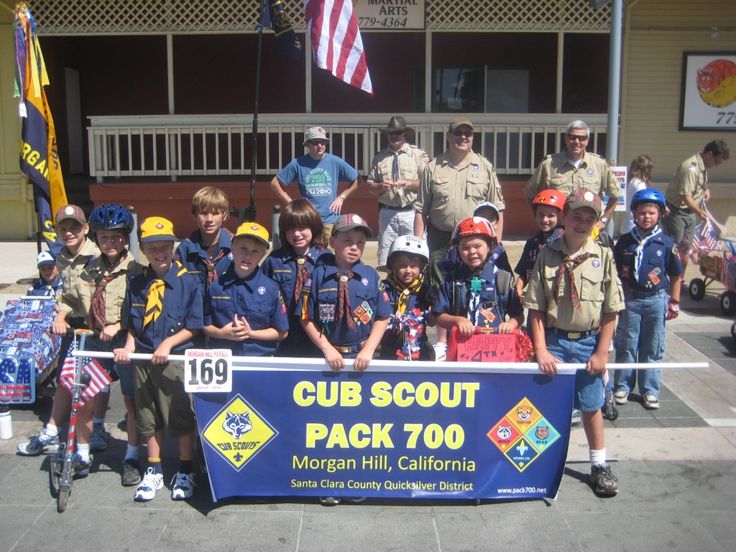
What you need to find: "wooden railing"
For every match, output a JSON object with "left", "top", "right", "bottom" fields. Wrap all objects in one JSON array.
[{"left": 88, "top": 113, "right": 609, "bottom": 182}]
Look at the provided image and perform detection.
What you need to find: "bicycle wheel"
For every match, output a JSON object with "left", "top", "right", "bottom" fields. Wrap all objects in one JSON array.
[{"left": 57, "top": 488, "right": 69, "bottom": 513}]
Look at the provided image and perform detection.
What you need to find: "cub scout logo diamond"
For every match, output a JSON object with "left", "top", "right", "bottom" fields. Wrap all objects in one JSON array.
[
  {"left": 202, "top": 394, "right": 278, "bottom": 471},
  {"left": 487, "top": 397, "right": 560, "bottom": 473}
]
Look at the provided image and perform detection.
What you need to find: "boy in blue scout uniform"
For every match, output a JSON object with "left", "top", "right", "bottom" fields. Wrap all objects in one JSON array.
[
  {"left": 300, "top": 214, "right": 391, "bottom": 372},
  {"left": 524, "top": 188, "right": 625, "bottom": 497},
  {"left": 433, "top": 216, "right": 523, "bottom": 337},
  {"left": 262, "top": 198, "right": 328, "bottom": 357},
  {"left": 114, "top": 216, "right": 203, "bottom": 503},
  {"left": 380, "top": 234, "right": 435, "bottom": 361},
  {"left": 175, "top": 186, "right": 233, "bottom": 291},
  {"left": 514, "top": 189, "right": 566, "bottom": 302},
  {"left": 27, "top": 251, "right": 62, "bottom": 298},
  {"left": 204, "top": 222, "right": 289, "bottom": 356},
  {"left": 613, "top": 189, "right": 683, "bottom": 410}
]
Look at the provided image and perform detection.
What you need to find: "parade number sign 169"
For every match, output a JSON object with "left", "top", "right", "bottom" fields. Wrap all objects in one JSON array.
[{"left": 185, "top": 349, "right": 232, "bottom": 393}]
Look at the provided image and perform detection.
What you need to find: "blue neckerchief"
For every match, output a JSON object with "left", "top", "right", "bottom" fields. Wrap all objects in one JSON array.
[{"left": 631, "top": 224, "right": 662, "bottom": 281}]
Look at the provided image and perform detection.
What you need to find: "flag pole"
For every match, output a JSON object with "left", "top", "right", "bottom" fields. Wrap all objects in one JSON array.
[{"left": 242, "top": 6, "right": 264, "bottom": 224}]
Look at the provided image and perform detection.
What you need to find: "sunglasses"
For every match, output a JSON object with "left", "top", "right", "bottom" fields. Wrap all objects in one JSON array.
[
  {"left": 453, "top": 130, "right": 474, "bottom": 138},
  {"left": 566, "top": 134, "right": 588, "bottom": 142},
  {"left": 307, "top": 140, "right": 328, "bottom": 146}
]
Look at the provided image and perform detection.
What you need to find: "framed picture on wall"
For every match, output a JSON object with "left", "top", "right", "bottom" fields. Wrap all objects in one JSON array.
[{"left": 680, "top": 51, "right": 736, "bottom": 131}]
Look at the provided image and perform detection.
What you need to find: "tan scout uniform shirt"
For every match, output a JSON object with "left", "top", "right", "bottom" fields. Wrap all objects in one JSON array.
[
  {"left": 525, "top": 151, "right": 619, "bottom": 202},
  {"left": 57, "top": 239, "right": 100, "bottom": 317},
  {"left": 414, "top": 151, "right": 505, "bottom": 233},
  {"left": 524, "top": 238, "right": 624, "bottom": 331},
  {"left": 665, "top": 153, "right": 707, "bottom": 209},
  {"left": 77, "top": 253, "right": 144, "bottom": 326},
  {"left": 367, "top": 143, "right": 428, "bottom": 208}
]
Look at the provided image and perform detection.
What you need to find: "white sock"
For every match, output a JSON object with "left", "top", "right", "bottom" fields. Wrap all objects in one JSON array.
[
  {"left": 125, "top": 444, "right": 139, "bottom": 461},
  {"left": 590, "top": 448, "right": 607, "bottom": 467},
  {"left": 77, "top": 443, "right": 91, "bottom": 463},
  {"left": 43, "top": 424, "right": 59, "bottom": 437}
]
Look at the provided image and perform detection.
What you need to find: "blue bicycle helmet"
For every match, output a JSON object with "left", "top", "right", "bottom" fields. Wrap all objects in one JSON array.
[
  {"left": 89, "top": 203, "right": 134, "bottom": 234},
  {"left": 630, "top": 188, "right": 666, "bottom": 213}
]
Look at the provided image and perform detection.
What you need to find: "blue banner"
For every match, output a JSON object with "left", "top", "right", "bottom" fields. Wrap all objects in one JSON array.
[{"left": 194, "top": 365, "right": 575, "bottom": 502}]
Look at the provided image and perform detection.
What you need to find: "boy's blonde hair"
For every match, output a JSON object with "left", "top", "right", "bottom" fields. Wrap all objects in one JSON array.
[{"left": 191, "top": 186, "right": 230, "bottom": 215}]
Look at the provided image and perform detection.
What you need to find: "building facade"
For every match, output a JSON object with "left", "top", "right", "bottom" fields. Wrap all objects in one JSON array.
[{"left": 0, "top": 0, "right": 733, "bottom": 239}]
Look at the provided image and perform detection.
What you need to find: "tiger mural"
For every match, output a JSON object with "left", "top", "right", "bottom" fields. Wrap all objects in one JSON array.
[{"left": 697, "top": 58, "right": 736, "bottom": 108}]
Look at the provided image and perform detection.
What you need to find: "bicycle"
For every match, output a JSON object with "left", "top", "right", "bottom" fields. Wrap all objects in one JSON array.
[{"left": 49, "top": 329, "right": 94, "bottom": 513}]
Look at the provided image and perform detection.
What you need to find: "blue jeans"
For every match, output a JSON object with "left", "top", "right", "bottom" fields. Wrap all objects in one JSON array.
[
  {"left": 545, "top": 331, "right": 603, "bottom": 412},
  {"left": 614, "top": 289, "right": 667, "bottom": 397}
]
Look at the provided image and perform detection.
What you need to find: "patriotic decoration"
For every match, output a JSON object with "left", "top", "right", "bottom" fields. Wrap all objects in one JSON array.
[
  {"left": 260, "top": 0, "right": 302, "bottom": 59},
  {"left": 14, "top": 3, "right": 68, "bottom": 254},
  {"left": 59, "top": 339, "right": 112, "bottom": 405},
  {"left": 304, "top": 0, "right": 374, "bottom": 95},
  {"left": 0, "top": 298, "right": 61, "bottom": 404}
]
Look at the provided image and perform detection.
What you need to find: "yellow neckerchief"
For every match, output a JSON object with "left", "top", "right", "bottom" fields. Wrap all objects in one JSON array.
[{"left": 387, "top": 273, "right": 423, "bottom": 315}]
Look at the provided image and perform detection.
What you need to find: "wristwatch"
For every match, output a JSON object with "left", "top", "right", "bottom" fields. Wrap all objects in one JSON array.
[
  {"left": 339, "top": 194, "right": 347, "bottom": 200},
  {"left": 600, "top": 216, "right": 609, "bottom": 224}
]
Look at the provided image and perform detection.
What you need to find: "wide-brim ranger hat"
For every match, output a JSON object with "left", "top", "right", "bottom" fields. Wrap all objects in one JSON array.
[
  {"left": 36, "top": 251, "right": 56, "bottom": 267},
  {"left": 54, "top": 204, "right": 87, "bottom": 225},
  {"left": 233, "top": 221, "right": 270, "bottom": 247},
  {"left": 566, "top": 188, "right": 602, "bottom": 218},
  {"left": 303, "top": 126, "right": 328, "bottom": 145},
  {"left": 331, "top": 213, "right": 373, "bottom": 238},
  {"left": 448, "top": 117, "right": 474, "bottom": 132},
  {"left": 138, "top": 216, "right": 177, "bottom": 243},
  {"left": 382, "top": 115, "right": 413, "bottom": 134}
]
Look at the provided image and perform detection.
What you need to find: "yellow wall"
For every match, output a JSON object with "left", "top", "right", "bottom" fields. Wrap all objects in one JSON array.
[
  {"left": 0, "top": 15, "right": 34, "bottom": 241},
  {"left": 621, "top": 0, "right": 736, "bottom": 228}
]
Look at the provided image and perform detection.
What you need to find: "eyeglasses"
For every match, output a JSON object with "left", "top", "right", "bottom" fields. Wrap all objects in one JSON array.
[
  {"left": 97, "top": 234, "right": 126, "bottom": 243},
  {"left": 307, "top": 140, "right": 328, "bottom": 146},
  {"left": 453, "top": 130, "right": 474, "bottom": 138},
  {"left": 566, "top": 134, "right": 588, "bottom": 142}
]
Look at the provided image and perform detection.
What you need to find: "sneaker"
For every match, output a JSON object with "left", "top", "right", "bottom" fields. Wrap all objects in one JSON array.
[
  {"left": 17, "top": 431, "right": 59, "bottom": 456},
  {"left": 53, "top": 452, "right": 90, "bottom": 479},
  {"left": 642, "top": 393, "right": 660, "bottom": 410},
  {"left": 90, "top": 425, "right": 108, "bottom": 452},
  {"left": 134, "top": 467, "right": 164, "bottom": 502},
  {"left": 590, "top": 464, "right": 618, "bottom": 497},
  {"left": 603, "top": 389, "right": 619, "bottom": 421},
  {"left": 319, "top": 496, "right": 341, "bottom": 506},
  {"left": 614, "top": 388, "right": 629, "bottom": 405},
  {"left": 433, "top": 342, "right": 447, "bottom": 362},
  {"left": 122, "top": 459, "right": 142, "bottom": 487},
  {"left": 571, "top": 409, "right": 582, "bottom": 426},
  {"left": 171, "top": 472, "right": 195, "bottom": 500}
]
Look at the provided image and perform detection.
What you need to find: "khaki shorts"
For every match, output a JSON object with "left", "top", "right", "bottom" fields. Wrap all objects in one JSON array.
[
  {"left": 663, "top": 209, "right": 697, "bottom": 247},
  {"left": 134, "top": 359, "right": 195, "bottom": 439}
]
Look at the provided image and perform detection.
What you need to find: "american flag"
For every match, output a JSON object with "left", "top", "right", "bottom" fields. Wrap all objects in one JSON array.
[
  {"left": 304, "top": 0, "right": 373, "bottom": 95},
  {"left": 59, "top": 339, "right": 112, "bottom": 405},
  {"left": 696, "top": 219, "right": 719, "bottom": 253}
]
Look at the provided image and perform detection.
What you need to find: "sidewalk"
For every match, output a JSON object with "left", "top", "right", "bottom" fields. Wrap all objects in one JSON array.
[{"left": 1, "top": 239, "right": 735, "bottom": 552}]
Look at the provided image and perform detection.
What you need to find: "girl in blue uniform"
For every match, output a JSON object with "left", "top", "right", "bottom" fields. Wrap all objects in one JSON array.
[
  {"left": 262, "top": 199, "right": 328, "bottom": 357},
  {"left": 380, "top": 234, "right": 435, "bottom": 361}
]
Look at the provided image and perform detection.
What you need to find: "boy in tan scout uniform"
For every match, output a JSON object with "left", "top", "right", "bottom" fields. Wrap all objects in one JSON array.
[{"left": 524, "top": 188, "right": 625, "bottom": 497}]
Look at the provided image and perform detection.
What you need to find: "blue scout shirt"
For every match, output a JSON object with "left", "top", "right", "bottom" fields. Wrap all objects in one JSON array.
[
  {"left": 262, "top": 245, "right": 328, "bottom": 354},
  {"left": 122, "top": 262, "right": 203, "bottom": 353},
  {"left": 275, "top": 154, "right": 359, "bottom": 224},
  {"left": 27, "top": 276, "right": 63, "bottom": 298},
  {"left": 435, "top": 246, "right": 523, "bottom": 330},
  {"left": 300, "top": 255, "right": 392, "bottom": 351},
  {"left": 514, "top": 227, "right": 564, "bottom": 286},
  {"left": 614, "top": 227, "right": 683, "bottom": 293},
  {"left": 204, "top": 265, "right": 289, "bottom": 356},
  {"left": 380, "top": 278, "right": 432, "bottom": 360},
  {"left": 175, "top": 229, "right": 233, "bottom": 290}
]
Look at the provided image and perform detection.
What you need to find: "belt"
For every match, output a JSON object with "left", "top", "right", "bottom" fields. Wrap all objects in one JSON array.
[
  {"left": 546, "top": 327, "right": 600, "bottom": 341},
  {"left": 379, "top": 204, "right": 413, "bottom": 212},
  {"left": 331, "top": 340, "right": 367, "bottom": 354},
  {"left": 625, "top": 287, "right": 666, "bottom": 298}
]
